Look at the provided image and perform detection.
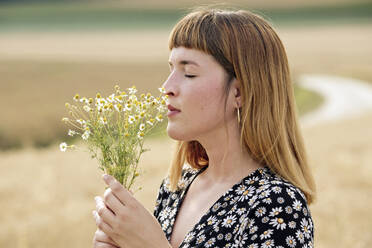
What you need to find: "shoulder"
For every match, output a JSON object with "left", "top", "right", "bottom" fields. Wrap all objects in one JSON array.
[
  {"left": 246, "top": 167, "right": 312, "bottom": 225},
  {"left": 235, "top": 167, "right": 314, "bottom": 247},
  {"left": 253, "top": 167, "right": 309, "bottom": 208}
]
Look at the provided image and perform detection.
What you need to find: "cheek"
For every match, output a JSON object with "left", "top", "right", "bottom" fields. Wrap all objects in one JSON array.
[{"left": 194, "top": 85, "right": 224, "bottom": 116}]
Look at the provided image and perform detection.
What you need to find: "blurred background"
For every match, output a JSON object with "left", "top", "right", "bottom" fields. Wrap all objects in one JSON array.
[{"left": 0, "top": 0, "right": 371, "bottom": 247}]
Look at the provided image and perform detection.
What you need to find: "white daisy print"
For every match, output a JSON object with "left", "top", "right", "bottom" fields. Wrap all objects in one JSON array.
[
  {"left": 286, "top": 236, "right": 297, "bottom": 247},
  {"left": 222, "top": 215, "right": 237, "bottom": 228},
  {"left": 260, "top": 229, "right": 273, "bottom": 240},
  {"left": 153, "top": 166, "right": 313, "bottom": 248},
  {"left": 269, "top": 217, "right": 287, "bottom": 230},
  {"left": 261, "top": 239, "right": 275, "bottom": 248},
  {"left": 296, "top": 230, "right": 305, "bottom": 243},
  {"left": 292, "top": 199, "right": 303, "bottom": 211},
  {"left": 255, "top": 207, "right": 267, "bottom": 217},
  {"left": 269, "top": 207, "right": 282, "bottom": 217}
]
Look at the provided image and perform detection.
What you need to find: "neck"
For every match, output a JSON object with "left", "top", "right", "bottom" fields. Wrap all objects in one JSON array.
[{"left": 196, "top": 119, "right": 262, "bottom": 183}]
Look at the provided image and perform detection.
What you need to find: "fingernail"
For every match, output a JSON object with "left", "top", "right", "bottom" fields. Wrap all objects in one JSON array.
[
  {"left": 103, "top": 174, "right": 109, "bottom": 182},
  {"left": 92, "top": 210, "right": 97, "bottom": 219}
]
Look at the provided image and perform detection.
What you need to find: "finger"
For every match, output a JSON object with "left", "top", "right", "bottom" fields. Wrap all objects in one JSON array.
[
  {"left": 95, "top": 197, "right": 116, "bottom": 225},
  {"left": 96, "top": 194, "right": 115, "bottom": 214},
  {"left": 94, "top": 229, "right": 119, "bottom": 247},
  {"left": 103, "top": 174, "right": 134, "bottom": 206},
  {"left": 103, "top": 188, "right": 124, "bottom": 214},
  {"left": 92, "top": 210, "right": 113, "bottom": 235},
  {"left": 94, "top": 241, "right": 119, "bottom": 248}
]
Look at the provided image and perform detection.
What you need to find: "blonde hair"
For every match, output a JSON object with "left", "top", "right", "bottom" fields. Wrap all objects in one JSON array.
[{"left": 166, "top": 8, "right": 316, "bottom": 204}]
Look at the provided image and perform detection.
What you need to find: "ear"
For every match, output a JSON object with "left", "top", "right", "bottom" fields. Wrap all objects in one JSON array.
[{"left": 232, "top": 79, "right": 242, "bottom": 108}]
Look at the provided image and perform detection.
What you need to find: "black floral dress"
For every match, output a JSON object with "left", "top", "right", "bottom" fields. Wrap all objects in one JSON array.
[{"left": 153, "top": 165, "right": 314, "bottom": 248}]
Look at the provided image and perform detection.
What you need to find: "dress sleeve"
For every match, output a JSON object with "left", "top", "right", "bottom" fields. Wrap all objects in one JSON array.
[
  {"left": 236, "top": 186, "right": 314, "bottom": 248},
  {"left": 153, "top": 178, "right": 166, "bottom": 218}
]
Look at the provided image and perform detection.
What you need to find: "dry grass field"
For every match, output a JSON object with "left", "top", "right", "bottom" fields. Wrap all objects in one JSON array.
[
  {"left": 1, "top": 112, "right": 372, "bottom": 247},
  {"left": 1, "top": 23, "right": 371, "bottom": 149}
]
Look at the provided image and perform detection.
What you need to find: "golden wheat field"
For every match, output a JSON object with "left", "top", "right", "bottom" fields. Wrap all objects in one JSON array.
[
  {"left": 1, "top": 2, "right": 372, "bottom": 246},
  {"left": 1, "top": 23, "right": 371, "bottom": 149},
  {"left": 1, "top": 111, "right": 372, "bottom": 248}
]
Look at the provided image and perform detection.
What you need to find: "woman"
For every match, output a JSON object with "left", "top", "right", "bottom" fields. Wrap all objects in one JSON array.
[{"left": 92, "top": 7, "right": 316, "bottom": 248}]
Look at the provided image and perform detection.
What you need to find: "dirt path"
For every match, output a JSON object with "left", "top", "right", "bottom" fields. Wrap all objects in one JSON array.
[{"left": 299, "top": 74, "right": 372, "bottom": 128}]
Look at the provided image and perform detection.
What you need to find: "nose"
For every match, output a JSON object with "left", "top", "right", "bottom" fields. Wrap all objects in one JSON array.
[{"left": 162, "top": 71, "right": 178, "bottom": 97}]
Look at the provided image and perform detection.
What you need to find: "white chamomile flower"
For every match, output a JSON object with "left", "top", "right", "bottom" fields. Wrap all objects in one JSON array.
[
  {"left": 82, "top": 130, "right": 90, "bottom": 140},
  {"left": 157, "top": 105, "right": 167, "bottom": 112},
  {"left": 59, "top": 142, "right": 67, "bottom": 152},
  {"left": 96, "top": 98, "right": 107, "bottom": 107},
  {"left": 73, "top": 94, "right": 80, "bottom": 102},
  {"left": 125, "top": 103, "right": 132, "bottom": 111},
  {"left": 76, "top": 119, "right": 86, "bottom": 125},
  {"left": 80, "top": 97, "right": 89, "bottom": 104},
  {"left": 158, "top": 87, "right": 166, "bottom": 94},
  {"left": 68, "top": 129, "right": 76, "bottom": 136},
  {"left": 146, "top": 119, "right": 154, "bottom": 126},
  {"left": 83, "top": 105, "right": 91, "bottom": 112},
  {"left": 107, "top": 94, "right": 116, "bottom": 103},
  {"left": 99, "top": 117, "right": 107, "bottom": 125},
  {"left": 139, "top": 123, "right": 145, "bottom": 131},
  {"left": 114, "top": 95, "right": 124, "bottom": 103},
  {"left": 129, "top": 94, "right": 137, "bottom": 101},
  {"left": 114, "top": 103, "right": 123, "bottom": 112},
  {"left": 128, "top": 86, "right": 137, "bottom": 95},
  {"left": 128, "top": 115, "right": 135, "bottom": 124},
  {"left": 156, "top": 114, "right": 163, "bottom": 122},
  {"left": 137, "top": 131, "right": 144, "bottom": 139}
]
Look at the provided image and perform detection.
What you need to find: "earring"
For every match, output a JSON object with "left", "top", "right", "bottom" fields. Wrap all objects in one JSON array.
[{"left": 237, "top": 108, "right": 241, "bottom": 124}]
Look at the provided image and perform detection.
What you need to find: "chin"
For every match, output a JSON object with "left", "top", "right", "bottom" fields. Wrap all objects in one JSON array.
[{"left": 166, "top": 123, "right": 192, "bottom": 141}]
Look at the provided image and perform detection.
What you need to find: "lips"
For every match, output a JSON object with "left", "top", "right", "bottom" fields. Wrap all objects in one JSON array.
[
  {"left": 167, "top": 104, "right": 181, "bottom": 117},
  {"left": 167, "top": 104, "right": 181, "bottom": 112}
]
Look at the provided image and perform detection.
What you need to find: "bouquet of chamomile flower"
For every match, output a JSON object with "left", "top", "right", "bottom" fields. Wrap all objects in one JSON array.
[{"left": 60, "top": 85, "right": 168, "bottom": 191}]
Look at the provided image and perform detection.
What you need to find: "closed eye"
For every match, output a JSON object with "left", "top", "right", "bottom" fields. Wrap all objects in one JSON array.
[{"left": 185, "top": 75, "right": 196, "bottom": 78}]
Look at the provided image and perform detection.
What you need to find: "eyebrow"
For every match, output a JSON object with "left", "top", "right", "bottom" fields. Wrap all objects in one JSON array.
[{"left": 168, "top": 60, "right": 200, "bottom": 67}]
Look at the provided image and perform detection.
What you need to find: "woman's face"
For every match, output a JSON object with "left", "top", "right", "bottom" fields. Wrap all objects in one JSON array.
[{"left": 162, "top": 46, "right": 236, "bottom": 141}]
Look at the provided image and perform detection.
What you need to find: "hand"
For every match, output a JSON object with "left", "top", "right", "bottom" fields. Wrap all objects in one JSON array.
[
  {"left": 93, "top": 174, "right": 171, "bottom": 248},
  {"left": 92, "top": 227, "right": 120, "bottom": 248}
]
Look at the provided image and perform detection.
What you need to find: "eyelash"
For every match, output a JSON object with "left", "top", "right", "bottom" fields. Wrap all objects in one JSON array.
[{"left": 185, "top": 75, "right": 196, "bottom": 78}]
